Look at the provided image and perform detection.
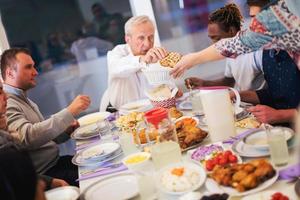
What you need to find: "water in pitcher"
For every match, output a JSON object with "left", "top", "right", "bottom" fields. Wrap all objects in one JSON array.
[
  {"left": 200, "top": 87, "right": 236, "bottom": 142},
  {"left": 151, "top": 141, "right": 182, "bottom": 170}
]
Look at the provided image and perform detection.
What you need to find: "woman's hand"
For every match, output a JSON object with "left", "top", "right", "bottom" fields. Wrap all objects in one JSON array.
[{"left": 170, "top": 53, "right": 198, "bottom": 78}]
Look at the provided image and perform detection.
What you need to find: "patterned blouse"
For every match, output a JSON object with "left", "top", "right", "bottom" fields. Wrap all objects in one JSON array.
[{"left": 214, "top": 0, "right": 300, "bottom": 67}]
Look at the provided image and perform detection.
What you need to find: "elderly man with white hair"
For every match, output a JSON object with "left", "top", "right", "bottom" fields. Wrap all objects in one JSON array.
[{"left": 100, "top": 15, "right": 168, "bottom": 111}]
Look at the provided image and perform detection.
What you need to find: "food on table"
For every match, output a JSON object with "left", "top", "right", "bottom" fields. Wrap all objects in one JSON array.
[
  {"left": 200, "top": 193, "right": 229, "bottom": 200},
  {"left": 235, "top": 117, "right": 261, "bottom": 128},
  {"left": 148, "top": 84, "right": 172, "bottom": 99},
  {"left": 116, "top": 112, "right": 152, "bottom": 144},
  {"left": 160, "top": 166, "right": 201, "bottom": 192},
  {"left": 135, "top": 128, "right": 158, "bottom": 144},
  {"left": 271, "top": 192, "right": 289, "bottom": 200},
  {"left": 176, "top": 119, "right": 208, "bottom": 149},
  {"left": 116, "top": 112, "right": 144, "bottom": 132},
  {"left": 191, "top": 144, "right": 224, "bottom": 161},
  {"left": 175, "top": 117, "right": 197, "bottom": 127},
  {"left": 159, "top": 52, "right": 182, "bottom": 68},
  {"left": 124, "top": 154, "right": 148, "bottom": 164},
  {"left": 204, "top": 151, "right": 238, "bottom": 171},
  {"left": 169, "top": 107, "right": 183, "bottom": 119},
  {"left": 191, "top": 144, "right": 238, "bottom": 171},
  {"left": 209, "top": 159, "right": 276, "bottom": 192}
]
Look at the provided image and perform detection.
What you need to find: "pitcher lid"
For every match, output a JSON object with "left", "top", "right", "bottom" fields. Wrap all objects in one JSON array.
[{"left": 144, "top": 107, "right": 168, "bottom": 128}]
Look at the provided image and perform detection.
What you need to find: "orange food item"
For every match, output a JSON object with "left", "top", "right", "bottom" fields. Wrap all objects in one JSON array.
[
  {"left": 175, "top": 118, "right": 197, "bottom": 128},
  {"left": 171, "top": 167, "right": 185, "bottom": 176}
]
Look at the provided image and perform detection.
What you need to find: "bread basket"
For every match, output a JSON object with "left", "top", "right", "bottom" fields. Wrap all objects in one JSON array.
[{"left": 145, "top": 85, "right": 178, "bottom": 109}]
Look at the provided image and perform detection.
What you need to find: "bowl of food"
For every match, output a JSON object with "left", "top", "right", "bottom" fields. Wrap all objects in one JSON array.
[
  {"left": 157, "top": 162, "right": 206, "bottom": 196},
  {"left": 146, "top": 84, "right": 178, "bottom": 109},
  {"left": 122, "top": 152, "right": 151, "bottom": 172}
]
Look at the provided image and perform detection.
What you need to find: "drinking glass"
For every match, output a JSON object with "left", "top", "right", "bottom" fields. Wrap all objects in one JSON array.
[
  {"left": 190, "top": 90, "right": 203, "bottom": 115},
  {"left": 267, "top": 127, "right": 289, "bottom": 166},
  {"left": 119, "top": 132, "right": 139, "bottom": 156},
  {"left": 96, "top": 118, "right": 112, "bottom": 142}
]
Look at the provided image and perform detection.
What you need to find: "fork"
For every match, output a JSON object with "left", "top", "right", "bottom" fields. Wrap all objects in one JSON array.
[{"left": 80, "top": 163, "right": 123, "bottom": 176}]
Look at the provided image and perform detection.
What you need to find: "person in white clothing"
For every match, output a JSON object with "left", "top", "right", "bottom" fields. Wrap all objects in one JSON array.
[
  {"left": 185, "top": 4, "right": 266, "bottom": 91},
  {"left": 100, "top": 15, "right": 168, "bottom": 111}
]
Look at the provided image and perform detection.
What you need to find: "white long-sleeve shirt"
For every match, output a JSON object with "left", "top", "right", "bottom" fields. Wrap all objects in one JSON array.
[{"left": 100, "top": 44, "right": 149, "bottom": 110}]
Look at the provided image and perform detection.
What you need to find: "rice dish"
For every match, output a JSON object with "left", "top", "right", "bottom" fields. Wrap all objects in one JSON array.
[{"left": 161, "top": 166, "right": 200, "bottom": 192}]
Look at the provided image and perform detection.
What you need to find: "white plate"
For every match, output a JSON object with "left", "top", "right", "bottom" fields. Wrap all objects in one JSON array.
[
  {"left": 232, "top": 135, "right": 295, "bottom": 158},
  {"left": 79, "top": 142, "right": 120, "bottom": 160},
  {"left": 243, "top": 127, "right": 294, "bottom": 150},
  {"left": 72, "top": 123, "right": 99, "bottom": 140},
  {"left": 72, "top": 149, "right": 123, "bottom": 167},
  {"left": 119, "top": 99, "right": 153, "bottom": 115},
  {"left": 81, "top": 143, "right": 119, "bottom": 160},
  {"left": 45, "top": 186, "right": 80, "bottom": 200},
  {"left": 81, "top": 173, "right": 139, "bottom": 200},
  {"left": 241, "top": 190, "right": 293, "bottom": 200},
  {"left": 205, "top": 170, "right": 279, "bottom": 197},
  {"left": 78, "top": 112, "right": 111, "bottom": 126},
  {"left": 157, "top": 162, "right": 206, "bottom": 196}
]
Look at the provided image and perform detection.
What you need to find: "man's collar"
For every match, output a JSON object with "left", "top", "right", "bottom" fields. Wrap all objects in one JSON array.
[
  {"left": 126, "top": 44, "right": 134, "bottom": 56},
  {"left": 3, "top": 84, "right": 27, "bottom": 98}
]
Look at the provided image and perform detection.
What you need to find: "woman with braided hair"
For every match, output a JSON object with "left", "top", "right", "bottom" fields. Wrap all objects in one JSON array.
[
  {"left": 185, "top": 3, "right": 266, "bottom": 91},
  {"left": 171, "top": 0, "right": 300, "bottom": 78}
]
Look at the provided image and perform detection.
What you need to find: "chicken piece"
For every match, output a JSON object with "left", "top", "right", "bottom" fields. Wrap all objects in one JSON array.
[
  {"left": 183, "top": 125, "right": 207, "bottom": 146},
  {"left": 248, "top": 159, "right": 267, "bottom": 167},
  {"left": 254, "top": 163, "right": 275, "bottom": 181},
  {"left": 232, "top": 170, "right": 248, "bottom": 182},
  {"left": 242, "top": 163, "right": 256, "bottom": 173},
  {"left": 232, "top": 182, "right": 246, "bottom": 192},
  {"left": 239, "top": 174, "right": 258, "bottom": 190},
  {"left": 210, "top": 166, "right": 234, "bottom": 186}
]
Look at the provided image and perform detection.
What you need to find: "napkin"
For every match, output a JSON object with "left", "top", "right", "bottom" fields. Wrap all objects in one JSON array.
[
  {"left": 77, "top": 164, "right": 128, "bottom": 181},
  {"left": 222, "top": 128, "right": 260, "bottom": 144},
  {"left": 279, "top": 163, "right": 300, "bottom": 181}
]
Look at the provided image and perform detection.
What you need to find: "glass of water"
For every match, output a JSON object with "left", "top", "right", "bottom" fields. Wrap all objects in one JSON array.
[{"left": 267, "top": 127, "right": 289, "bottom": 166}]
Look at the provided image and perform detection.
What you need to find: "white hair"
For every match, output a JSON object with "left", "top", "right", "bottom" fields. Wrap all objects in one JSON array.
[{"left": 124, "top": 15, "right": 154, "bottom": 35}]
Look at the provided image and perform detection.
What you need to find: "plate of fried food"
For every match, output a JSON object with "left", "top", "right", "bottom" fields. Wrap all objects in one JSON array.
[
  {"left": 205, "top": 159, "right": 278, "bottom": 197},
  {"left": 175, "top": 116, "right": 208, "bottom": 151}
]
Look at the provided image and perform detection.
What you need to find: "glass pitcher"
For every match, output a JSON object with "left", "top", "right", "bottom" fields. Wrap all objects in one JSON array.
[{"left": 144, "top": 107, "right": 182, "bottom": 169}]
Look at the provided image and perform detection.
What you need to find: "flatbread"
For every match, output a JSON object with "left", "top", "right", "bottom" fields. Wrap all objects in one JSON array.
[{"left": 159, "top": 52, "right": 181, "bottom": 68}]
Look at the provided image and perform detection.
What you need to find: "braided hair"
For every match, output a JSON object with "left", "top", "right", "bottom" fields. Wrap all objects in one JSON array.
[
  {"left": 208, "top": 3, "right": 243, "bottom": 33},
  {"left": 246, "top": 0, "right": 270, "bottom": 8}
]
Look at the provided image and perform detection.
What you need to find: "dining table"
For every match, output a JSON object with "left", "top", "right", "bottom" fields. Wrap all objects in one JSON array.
[{"left": 76, "top": 95, "right": 300, "bottom": 200}]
